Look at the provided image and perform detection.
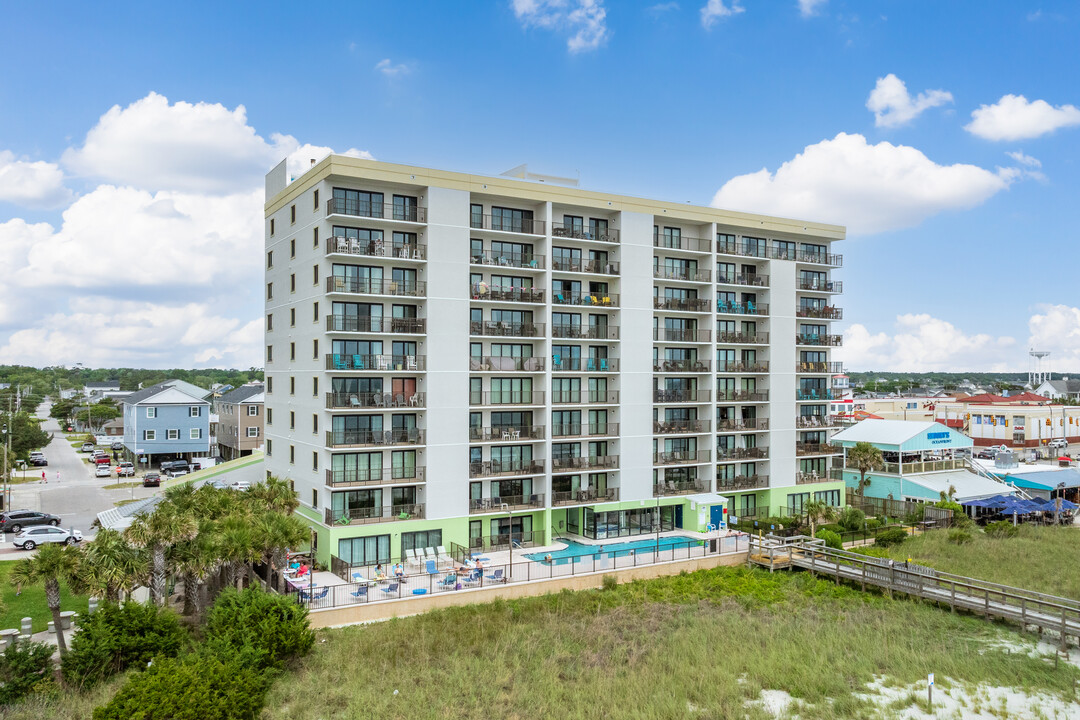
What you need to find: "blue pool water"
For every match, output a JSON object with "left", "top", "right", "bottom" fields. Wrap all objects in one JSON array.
[{"left": 525, "top": 536, "right": 702, "bottom": 565}]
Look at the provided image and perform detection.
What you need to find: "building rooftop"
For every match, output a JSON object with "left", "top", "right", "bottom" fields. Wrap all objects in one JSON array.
[
  {"left": 122, "top": 380, "right": 210, "bottom": 406},
  {"left": 906, "top": 469, "right": 1015, "bottom": 502},
  {"left": 219, "top": 383, "right": 265, "bottom": 405},
  {"left": 831, "top": 419, "right": 972, "bottom": 451}
]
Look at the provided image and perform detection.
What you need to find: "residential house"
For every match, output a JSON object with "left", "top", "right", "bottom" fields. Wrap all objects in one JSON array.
[
  {"left": 215, "top": 382, "right": 265, "bottom": 460},
  {"left": 121, "top": 381, "right": 211, "bottom": 467},
  {"left": 1035, "top": 378, "right": 1080, "bottom": 402}
]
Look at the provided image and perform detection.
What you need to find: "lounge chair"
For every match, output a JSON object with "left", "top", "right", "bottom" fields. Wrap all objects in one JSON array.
[
  {"left": 435, "top": 546, "right": 453, "bottom": 566},
  {"left": 350, "top": 586, "right": 368, "bottom": 599},
  {"left": 380, "top": 583, "right": 400, "bottom": 596},
  {"left": 485, "top": 569, "right": 505, "bottom": 583},
  {"left": 406, "top": 549, "right": 421, "bottom": 567},
  {"left": 438, "top": 574, "right": 458, "bottom": 590},
  {"left": 461, "top": 570, "right": 482, "bottom": 587},
  {"left": 425, "top": 559, "right": 438, "bottom": 575}
]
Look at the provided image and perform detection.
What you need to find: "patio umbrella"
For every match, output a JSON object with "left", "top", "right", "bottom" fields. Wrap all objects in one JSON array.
[
  {"left": 1059, "top": 499, "right": 1079, "bottom": 510},
  {"left": 1058, "top": 456, "right": 1072, "bottom": 462}
]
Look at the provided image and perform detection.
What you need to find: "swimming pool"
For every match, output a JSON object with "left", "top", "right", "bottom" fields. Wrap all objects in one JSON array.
[{"left": 524, "top": 536, "right": 702, "bottom": 564}]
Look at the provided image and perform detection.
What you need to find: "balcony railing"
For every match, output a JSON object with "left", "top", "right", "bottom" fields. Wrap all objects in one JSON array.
[
  {"left": 552, "top": 487, "right": 619, "bottom": 506},
  {"left": 327, "top": 198, "right": 427, "bottom": 223},
  {"left": 795, "top": 442, "right": 841, "bottom": 456},
  {"left": 798, "top": 279, "right": 842, "bottom": 293},
  {"left": 325, "top": 429, "right": 425, "bottom": 448},
  {"left": 470, "top": 285, "right": 546, "bottom": 304},
  {"left": 654, "top": 389, "right": 711, "bottom": 403},
  {"left": 654, "top": 419, "right": 710, "bottom": 434},
  {"left": 325, "top": 467, "right": 426, "bottom": 487},
  {"left": 717, "top": 273, "right": 768, "bottom": 288},
  {"left": 796, "top": 333, "right": 843, "bottom": 347},
  {"left": 469, "top": 321, "right": 545, "bottom": 338},
  {"left": 469, "top": 391, "right": 546, "bottom": 406},
  {"left": 470, "top": 356, "right": 546, "bottom": 372},
  {"left": 552, "top": 357, "right": 618, "bottom": 372},
  {"left": 326, "top": 315, "right": 426, "bottom": 334},
  {"left": 716, "top": 239, "right": 767, "bottom": 258},
  {"left": 470, "top": 251, "right": 544, "bottom": 270},
  {"left": 326, "top": 354, "right": 425, "bottom": 371},
  {"left": 717, "top": 474, "right": 768, "bottom": 491},
  {"left": 552, "top": 390, "right": 620, "bottom": 405},
  {"left": 327, "top": 276, "right": 426, "bottom": 297},
  {"left": 552, "top": 257, "right": 620, "bottom": 275},
  {"left": 653, "top": 233, "right": 711, "bottom": 253},
  {"left": 716, "top": 418, "right": 769, "bottom": 431},
  {"left": 795, "top": 415, "right": 839, "bottom": 429},
  {"left": 325, "top": 392, "right": 425, "bottom": 410},
  {"left": 552, "top": 293, "right": 618, "bottom": 307},
  {"left": 867, "top": 458, "right": 966, "bottom": 475},
  {"left": 654, "top": 359, "right": 711, "bottom": 373},
  {"left": 653, "top": 266, "right": 712, "bottom": 282},
  {"left": 653, "top": 450, "right": 711, "bottom": 465},
  {"left": 767, "top": 248, "right": 843, "bottom": 266},
  {"left": 653, "top": 479, "right": 708, "bottom": 495},
  {"left": 551, "top": 223, "right": 619, "bottom": 243},
  {"left": 717, "top": 300, "right": 768, "bottom": 316},
  {"left": 796, "top": 306, "right": 843, "bottom": 320},
  {"left": 718, "top": 331, "right": 769, "bottom": 345},
  {"left": 653, "top": 297, "right": 711, "bottom": 312},
  {"left": 716, "top": 390, "right": 769, "bottom": 402},
  {"left": 551, "top": 324, "right": 620, "bottom": 340},
  {"left": 653, "top": 328, "right": 711, "bottom": 343},
  {"left": 471, "top": 214, "right": 545, "bottom": 235},
  {"left": 796, "top": 389, "right": 837, "bottom": 401},
  {"left": 469, "top": 425, "right": 546, "bottom": 442},
  {"left": 552, "top": 455, "right": 619, "bottom": 471},
  {"left": 716, "top": 361, "right": 769, "bottom": 373},
  {"left": 469, "top": 495, "right": 546, "bottom": 513},
  {"left": 469, "top": 460, "right": 545, "bottom": 478},
  {"left": 325, "top": 503, "right": 425, "bottom": 526},
  {"left": 328, "top": 235, "right": 426, "bottom": 260},
  {"left": 796, "top": 468, "right": 843, "bottom": 484},
  {"left": 717, "top": 447, "right": 769, "bottom": 461},
  {"left": 551, "top": 422, "right": 619, "bottom": 438},
  {"left": 797, "top": 361, "right": 844, "bottom": 374}
]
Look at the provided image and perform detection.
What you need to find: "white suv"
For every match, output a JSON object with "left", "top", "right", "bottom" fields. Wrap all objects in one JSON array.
[
  {"left": 1048, "top": 439, "right": 1069, "bottom": 450},
  {"left": 13, "top": 526, "right": 82, "bottom": 550}
]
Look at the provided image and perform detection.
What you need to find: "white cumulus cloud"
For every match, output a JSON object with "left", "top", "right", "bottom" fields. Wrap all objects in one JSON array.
[
  {"left": 965, "top": 94, "right": 1080, "bottom": 141},
  {"left": 1028, "top": 305, "right": 1080, "bottom": 371},
  {"left": 866, "top": 74, "right": 953, "bottom": 128},
  {"left": 840, "top": 315, "right": 1017, "bottom": 372},
  {"left": 512, "top": 0, "right": 610, "bottom": 53},
  {"left": 375, "top": 59, "right": 411, "bottom": 77},
  {"left": 700, "top": 0, "right": 743, "bottom": 28},
  {"left": 0, "top": 151, "right": 73, "bottom": 209},
  {"left": 797, "top": 0, "right": 827, "bottom": 18},
  {"left": 710, "top": 132, "right": 1015, "bottom": 235}
]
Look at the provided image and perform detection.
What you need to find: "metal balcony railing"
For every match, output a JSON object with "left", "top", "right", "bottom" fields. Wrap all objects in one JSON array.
[
  {"left": 552, "top": 455, "right": 619, "bottom": 471},
  {"left": 325, "top": 467, "right": 426, "bottom": 487},
  {"left": 551, "top": 390, "right": 620, "bottom": 405},
  {"left": 796, "top": 333, "right": 843, "bottom": 347},
  {"left": 469, "top": 425, "right": 546, "bottom": 442},
  {"left": 551, "top": 357, "right": 618, "bottom": 372},
  {"left": 468, "top": 494, "right": 546, "bottom": 513},
  {"left": 468, "top": 460, "right": 545, "bottom": 478},
  {"left": 550, "top": 422, "right": 619, "bottom": 438},
  {"left": 653, "top": 419, "right": 710, "bottom": 434},
  {"left": 716, "top": 239, "right": 767, "bottom": 258},
  {"left": 716, "top": 418, "right": 769, "bottom": 431},
  {"left": 327, "top": 198, "right": 427, "bottom": 223},
  {"left": 469, "top": 321, "right": 545, "bottom": 338},
  {"left": 552, "top": 293, "right": 618, "bottom": 307},
  {"left": 325, "top": 429, "right": 425, "bottom": 448},
  {"left": 469, "top": 356, "right": 546, "bottom": 372},
  {"left": 717, "top": 300, "right": 768, "bottom": 316},
  {"left": 653, "top": 389, "right": 711, "bottom": 403},
  {"left": 795, "top": 415, "right": 839, "bottom": 429},
  {"left": 654, "top": 359, "right": 711, "bottom": 373},
  {"left": 551, "top": 324, "right": 620, "bottom": 340},
  {"left": 325, "top": 392, "right": 425, "bottom": 410},
  {"left": 469, "top": 391, "right": 546, "bottom": 406},
  {"left": 716, "top": 361, "right": 769, "bottom": 373},
  {"left": 326, "top": 354, "right": 425, "bottom": 371},
  {"left": 653, "top": 232, "right": 711, "bottom": 252},
  {"left": 795, "top": 442, "right": 841, "bottom": 456},
  {"left": 326, "top": 276, "right": 426, "bottom": 297},
  {"left": 551, "top": 223, "right": 619, "bottom": 243},
  {"left": 653, "top": 297, "right": 711, "bottom": 312},
  {"left": 471, "top": 214, "right": 545, "bottom": 235},
  {"left": 796, "top": 389, "right": 838, "bottom": 401},
  {"left": 325, "top": 503, "right": 425, "bottom": 525},
  {"left": 767, "top": 248, "right": 843, "bottom": 266},
  {"left": 797, "top": 362, "right": 844, "bottom": 374},
  {"left": 653, "top": 266, "right": 712, "bottom": 282},
  {"left": 718, "top": 332, "right": 769, "bottom": 344},
  {"left": 470, "top": 285, "right": 546, "bottom": 303},
  {"left": 796, "top": 306, "right": 843, "bottom": 320},
  {"left": 470, "top": 251, "right": 544, "bottom": 270},
  {"left": 653, "top": 479, "right": 708, "bottom": 495},
  {"left": 717, "top": 474, "right": 768, "bottom": 491},
  {"left": 552, "top": 487, "right": 619, "bottom": 506},
  {"left": 716, "top": 390, "right": 769, "bottom": 402},
  {"left": 717, "top": 273, "right": 768, "bottom": 287},
  {"left": 798, "top": 279, "right": 842, "bottom": 293},
  {"left": 717, "top": 447, "right": 769, "bottom": 461},
  {"left": 552, "top": 257, "right": 620, "bottom": 274},
  {"left": 327, "top": 235, "right": 426, "bottom": 260},
  {"left": 652, "top": 450, "right": 711, "bottom": 465},
  {"left": 653, "top": 328, "right": 711, "bottom": 343},
  {"left": 326, "top": 315, "right": 426, "bottom": 334}
]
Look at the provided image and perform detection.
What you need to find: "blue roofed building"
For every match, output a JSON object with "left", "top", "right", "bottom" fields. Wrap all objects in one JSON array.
[{"left": 121, "top": 380, "right": 211, "bottom": 467}]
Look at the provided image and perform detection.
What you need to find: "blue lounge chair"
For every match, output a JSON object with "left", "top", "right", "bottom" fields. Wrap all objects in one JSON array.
[
  {"left": 438, "top": 574, "right": 458, "bottom": 590},
  {"left": 425, "top": 559, "right": 437, "bottom": 575},
  {"left": 556, "top": 293, "right": 565, "bottom": 304},
  {"left": 717, "top": 300, "right": 727, "bottom": 313},
  {"left": 333, "top": 354, "right": 347, "bottom": 369},
  {"left": 485, "top": 569, "right": 505, "bottom": 582},
  {"left": 381, "top": 583, "right": 400, "bottom": 596},
  {"left": 600, "top": 358, "right": 609, "bottom": 371},
  {"left": 461, "top": 570, "right": 482, "bottom": 587},
  {"left": 352, "top": 354, "right": 365, "bottom": 369},
  {"left": 747, "top": 301, "right": 756, "bottom": 313},
  {"left": 300, "top": 587, "right": 329, "bottom": 602},
  {"left": 350, "top": 586, "right": 368, "bottom": 599}
]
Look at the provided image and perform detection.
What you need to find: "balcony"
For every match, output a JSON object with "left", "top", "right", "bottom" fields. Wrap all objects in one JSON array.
[
  {"left": 325, "top": 392, "right": 425, "bottom": 410},
  {"left": 653, "top": 328, "right": 711, "bottom": 343},
  {"left": 654, "top": 389, "right": 711, "bottom": 403},
  {"left": 654, "top": 359, "right": 711, "bottom": 373},
  {"left": 654, "top": 419, "right": 710, "bottom": 434},
  {"left": 471, "top": 214, "right": 545, "bottom": 235},
  {"left": 767, "top": 248, "right": 843, "bottom": 266},
  {"left": 552, "top": 455, "right": 619, "bottom": 472},
  {"left": 326, "top": 315, "right": 426, "bottom": 334},
  {"left": 717, "top": 300, "right": 768, "bottom": 316},
  {"left": 795, "top": 442, "right": 841, "bottom": 456},
  {"left": 717, "top": 474, "right": 768, "bottom": 491},
  {"left": 716, "top": 239, "right": 767, "bottom": 258},
  {"left": 551, "top": 422, "right": 619, "bottom": 438},
  {"left": 324, "top": 503, "right": 425, "bottom": 526},
  {"left": 867, "top": 458, "right": 966, "bottom": 475},
  {"left": 796, "top": 415, "right": 840, "bottom": 429},
  {"left": 796, "top": 389, "right": 837, "bottom": 401},
  {"left": 326, "top": 276, "right": 426, "bottom": 298},
  {"left": 552, "top": 357, "right": 618, "bottom": 372},
  {"left": 469, "top": 494, "right": 546, "bottom": 513},
  {"left": 552, "top": 293, "right": 618, "bottom": 307},
  {"left": 796, "top": 306, "right": 843, "bottom": 320},
  {"left": 716, "top": 418, "right": 769, "bottom": 432},
  {"left": 328, "top": 235, "right": 426, "bottom": 260},
  {"left": 653, "top": 297, "right": 710, "bottom": 312},
  {"left": 325, "top": 467, "right": 426, "bottom": 488},
  {"left": 796, "top": 468, "right": 844, "bottom": 484},
  {"left": 653, "top": 450, "right": 711, "bottom": 466},
  {"left": 718, "top": 331, "right": 769, "bottom": 345},
  {"left": 717, "top": 273, "right": 768, "bottom": 288},
  {"left": 552, "top": 390, "right": 620, "bottom": 405},
  {"left": 470, "top": 356, "right": 546, "bottom": 372},
  {"left": 326, "top": 354, "right": 425, "bottom": 371},
  {"left": 551, "top": 223, "right": 619, "bottom": 243},
  {"left": 470, "top": 250, "right": 544, "bottom": 270},
  {"left": 552, "top": 257, "right": 620, "bottom": 275},
  {"left": 469, "top": 425, "right": 546, "bottom": 442},
  {"left": 653, "top": 232, "right": 711, "bottom": 253},
  {"left": 552, "top": 487, "right": 619, "bottom": 506},
  {"left": 469, "top": 460, "right": 546, "bottom": 478},
  {"left": 653, "top": 479, "right": 708, "bottom": 496},
  {"left": 798, "top": 279, "right": 842, "bottom": 293},
  {"left": 797, "top": 361, "right": 844, "bottom": 374},
  {"left": 470, "top": 285, "right": 546, "bottom": 304},
  {"left": 654, "top": 266, "right": 711, "bottom": 282},
  {"left": 717, "top": 447, "right": 769, "bottom": 461},
  {"left": 469, "top": 391, "right": 546, "bottom": 407},
  {"left": 796, "top": 333, "right": 843, "bottom": 347},
  {"left": 717, "top": 390, "right": 769, "bottom": 402},
  {"left": 327, "top": 198, "right": 427, "bottom": 223},
  {"left": 551, "top": 324, "right": 620, "bottom": 340},
  {"left": 469, "top": 321, "right": 545, "bottom": 338},
  {"left": 325, "top": 429, "right": 425, "bottom": 449},
  {"left": 716, "top": 361, "right": 769, "bottom": 373}
]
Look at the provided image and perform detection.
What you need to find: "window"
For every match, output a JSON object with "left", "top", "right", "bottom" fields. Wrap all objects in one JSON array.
[
  {"left": 143, "top": 429, "right": 156, "bottom": 441},
  {"left": 312, "top": 414, "right": 318, "bottom": 433},
  {"left": 470, "top": 203, "right": 483, "bottom": 228},
  {"left": 267, "top": 408, "right": 273, "bottom": 425},
  {"left": 266, "top": 439, "right": 272, "bottom": 455},
  {"left": 290, "top": 273, "right": 296, "bottom": 292},
  {"left": 270, "top": 218, "right": 275, "bottom": 236},
  {"left": 146, "top": 407, "right": 157, "bottom": 419},
  {"left": 290, "top": 411, "right": 296, "bottom": 429},
  {"left": 312, "top": 377, "right": 318, "bottom": 396},
  {"left": 266, "top": 282, "right": 273, "bottom": 300},
  {"left": 247, "top": 426, "right": 259, "bottom": 438},
  {"left": 266, "top": 313, "right": 273, "bottom": 331},
  {"left": 267, "top": 377, "right": 273, "bottom": 394},
  {"left": 267, "top": 251, "right": 273, "bottom": 269},
  {"left": 290, "top": 342, "right": 296, "bottom": 361},
  {"left": 313, "top": 301, "right": 319, "bottom": 322},
  {"left": 290, "top": 376, "right": 295, "bottom": 395},
  {"left": 190, "top": 428, "right": 202, "bottom": 439},
  {"left": 313, "top": 264, "right": 319, "bottom": 285},
  {"left": 814, "top": 489, "right": 840, "bottom": 506},
  {"left": 311, "top": 488, "right": 317, "bottom": 507},
  {"left": 313, "top": 189, "right": 319, "bottom": 211},
  {"left": 290, "top": 204, "right": 296, "bottom": 224},
  {"left": 290, "top": 445, "right": 296, "bottom": 464},
  {"left": 313, "top": 226, "right": 319, "bottom": 248},
  {"left": 248, "top": 405, "right": 259, "bottom": 416},
  {"left": 167, "top": 429, "right": 179, "bottom": 440},
  {"left": 189, "top": 406, "right": 201, "bottom": 417},
  {"left": 338, "top": 534, "right": 390, "bottom": 566},
  {"left": 313, "top": 339, "right": 319, "bottom": 359},
  {"left": 313, "top": 452, "right": 319, "bottom": 471}
]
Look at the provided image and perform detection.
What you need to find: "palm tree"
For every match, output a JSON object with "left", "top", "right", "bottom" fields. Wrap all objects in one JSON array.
[
  {"left": 172, "top": 526, "right": 219, "bottom": 617},
  {"left": 848, "top": 441, "right": 884, "bottom": 500},
  {"left": 78, "top": 528, "right": 145, "bottom": 603},
  {"left": 805, "top": 499, "right": 838, "bottom": 537},
  {"left": 216, "top": 516, "right": 259, "bottom": 591},
  {"left": 247, "top": 475, "right": 299, "bottom": 515},
  {"left": 125, "top": 506, "right": 197, "bottom": 606},
  {"left": 10, "top": 543, "right": 81, "bottom": 655},
  {"left": 251, "top": 511, "right": 309, "bottom": 591}
]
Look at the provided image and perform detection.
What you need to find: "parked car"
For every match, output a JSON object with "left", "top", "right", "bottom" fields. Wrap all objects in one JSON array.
[
  {"left": 142, "top": 472, "right": 161, "bottom": 488},
  {"left": 1048, "top": 438, "right": 1069, "bottom": 450},
  {"left": 13, "top": 526, "right": 82, "bottom": 550},
  {"left": 165, "top": 468, "right": 189, "bottom": 478},
  {"left": 975, "top": 448, "right": 997, "bottom": 459},
  {"left": 159, "top": 460, "right": 190, "bottom": 474},
  {"left": 117, "top": 462, "right": 135, "bottom": 477},
  {"left": 208, "top": 479, "right": 249, "bottom": 491},
  {"left": 29, "top": 456, "right": 48, "bottom": 466},
  {"left": 94, "top": 455, "right": 111, "bottom": 465},
  {"left": 29, "top": 451, "right": 44, "bottom": 459},
  {"left": 110, "top": 441, "right": 124, "bottom": 451},
  {"left": 0, "top": 510, "right": 61, "bottom": 534},
  {"left": 80, "top": 442, "right": 95, "bottom": 453},
  {"left": 95, "top": 465, "right": 112, "bottom": 477}
]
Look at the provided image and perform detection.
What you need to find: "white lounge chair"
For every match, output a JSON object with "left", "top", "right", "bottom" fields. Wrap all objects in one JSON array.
[
  {"left": 422, "top": 547, "right": 438, "bottom": 564},
  {"left": 435, "top": 546, "right": 453, "bottom": 567},
  {"left": 406, "top": 549, "right": 421, "bottom": 568}
]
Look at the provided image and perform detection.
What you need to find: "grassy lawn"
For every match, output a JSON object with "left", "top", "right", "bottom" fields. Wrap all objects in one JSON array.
[
  {"left": 883, "top": 525, "right": 1080, "bottom": 599},
  {"left": 103, "top": 481, "right": 142, "bottom": 490},
  {"left": 0, "top": 560, "right": 90, "bottom": 633}
]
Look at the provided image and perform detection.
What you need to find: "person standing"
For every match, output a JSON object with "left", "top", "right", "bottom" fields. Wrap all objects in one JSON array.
[
  {"left": 56, "top": 470, "right": 60, "bottom": 482},
  {"left": 41, "top": 470, "right": 46, "bottom": 484}
]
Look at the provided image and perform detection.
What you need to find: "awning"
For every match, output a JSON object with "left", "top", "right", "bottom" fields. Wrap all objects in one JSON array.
[
  {"left": 906, "top": 470, "right": 1016, "bottom": 502},
  {"left": 682, "top": 493, "right": 732, "bottom": 507}
]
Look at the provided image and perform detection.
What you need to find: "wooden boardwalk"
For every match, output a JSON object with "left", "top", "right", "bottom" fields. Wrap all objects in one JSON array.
[{"left": 749, "top": 535, "right": 1080, "bottom": 650}]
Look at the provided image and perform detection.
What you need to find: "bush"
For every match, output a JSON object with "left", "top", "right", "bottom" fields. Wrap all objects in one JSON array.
[
  {"left": 935, "top": 499, "right": 974, "bottom": 529},
  {"left": 863, "top": 517, "right": 882, "bottom": 531},
  {"left": 0, "top": 641, "right": 54, "bottom": 705},
  {"left": 819, "top": 523, "right": 845, "bottom": 535},
  {"left": 874, "top": 528, "right": 909, "bottom": 548},
  {"left": 602, "top": 574, "right": 618, "bottom": 591},
  {"left": 62, "top": 600, "right": 188, "bottom": 688},
  {"left": 815, "top": 529, "right": 842, "bottom": 550},
  {"left": 948, "top": 529, "right": 973, "bottom": 545},
  {"left": 848, "top": 546, "right": 891, "bottom": 559},
  {"left": 837, "top": 506, "right": 865, "bottom": 531},
  {"left": 203, "top": 588, "right": 314, "bottom": 671},
  {"left": 984, "top": 520, "right": 1018, "bottom": 539}
]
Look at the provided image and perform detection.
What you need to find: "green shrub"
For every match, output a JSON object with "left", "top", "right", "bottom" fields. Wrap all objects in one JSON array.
[
  {"left": 815, "top": 529, "right": 842, "bottom": 550},
  {"left": 848, "top": 546, "right": 891, "bottom": 559},
  {"left": 837, "top": 506, "right": 865, "bottom": 531},
  {"left": 820, "top": 523, "right": 844, "bottom": 535},
  {"left": 874, "top": 528, "right": 909, "bottom": 548},
  {"left": 863, "top": 517, "right": 881, "bottom": 531},
  {"left": 203, "top": 588, "right": 314, "bottom": 671},
  {"left": 935, "top": 499, "right": 973, "bottom": 529},
  {"left": 601, "top": 574, "right": 618, "bottom": 591},
  {"left": 62, "top": 601, "right": 188, "bottom": 688},
  {"left": 0, "top": 641, "right": 54, "bottom": 705},
  {"left": 948, "top": 529, "right": 973, "bottom": 545},
  {"left": 984, "top": 520, "right": 1018, "bottom": 539}
]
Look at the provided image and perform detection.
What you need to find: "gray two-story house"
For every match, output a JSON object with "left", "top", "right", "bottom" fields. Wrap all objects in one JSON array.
[{"left": 122, "top": 381, "right": 211, "bottom": 467}]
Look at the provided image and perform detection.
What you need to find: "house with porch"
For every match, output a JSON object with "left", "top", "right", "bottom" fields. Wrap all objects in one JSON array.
[{"left": 121, "top": 380, "right": 211, "bottom": 468}]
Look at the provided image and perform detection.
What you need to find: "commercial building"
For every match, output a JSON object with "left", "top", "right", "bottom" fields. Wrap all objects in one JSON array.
[
  {"left": 933, "top": 393, "right": 1080, "bottom": 448},
  {"left": 263, "top": 156, "right": 845, "bottom": 566}
]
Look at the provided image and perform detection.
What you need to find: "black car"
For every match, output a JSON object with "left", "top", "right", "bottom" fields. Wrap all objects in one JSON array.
[
  {"left": 29, "top": 456, "right": 48, "bottom": 466},
  {"left": 0, "top": 510, "right": 62, "bottom": 534},
  {"left": 142, "top": 472, "right": 161, "bottom": 488},
  {"left": 110, "top": 441, "right": 124, "bottom": 451}
]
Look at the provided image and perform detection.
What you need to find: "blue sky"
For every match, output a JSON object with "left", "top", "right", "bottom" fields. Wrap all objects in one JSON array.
[{"left": 0, "top": 0, "right": 1078, "bottom": 371}]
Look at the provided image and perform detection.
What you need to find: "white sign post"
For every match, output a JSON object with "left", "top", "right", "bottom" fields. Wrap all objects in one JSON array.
[{"left": 927, "top": 673, "right": 934, "bottom": 706}]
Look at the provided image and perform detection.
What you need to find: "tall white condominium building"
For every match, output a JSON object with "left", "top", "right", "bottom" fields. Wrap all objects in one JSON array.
[{"left": 264, "top": 157, "right": 845, "bottom": 567}]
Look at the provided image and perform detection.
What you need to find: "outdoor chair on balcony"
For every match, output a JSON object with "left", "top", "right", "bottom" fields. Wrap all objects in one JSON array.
[
  {"left": 350, "top": 354, "right": 363, "bottom": 369},
  {"left": 333, "top": 355, "right": 348, "bottom": 370},
  {"left": 377, "top": 355, "right": 391, "bottom": 370},
  {"left": 374, "top": 394, "right": 386, "bottom": 408},
  {"left": 384, "top": 430, "right": 395, "bottom": 445},
  {"left": 395, "top": 393, "right": 406, "bottom": 407},
  {"left": 556, "top": 293, "right": 565, "bottom": 304},
  {"left": 408, "top": 393, "right": 421, "bottom": 407},
  {"left": 349, "top": 395, "right": 361, "bottom": 408},
  {"left": 747, "top": 301, "right": 756, "bottom": 313}
]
